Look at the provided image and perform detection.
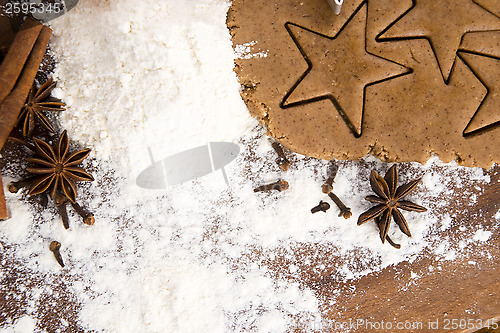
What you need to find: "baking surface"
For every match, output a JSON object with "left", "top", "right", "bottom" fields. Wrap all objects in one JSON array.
[
  {"left": 319, "top": 168, "right": 500, "bottom": 332},
  {"left": 1, "top": 2, "right": 500, "bottom": 332}
]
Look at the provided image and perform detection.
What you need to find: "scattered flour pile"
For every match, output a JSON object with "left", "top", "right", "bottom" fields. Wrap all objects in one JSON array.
[
  {"left": 50, "top": 0, "right": 256, "bottom": 178},
  {"left": 0, "top": 0, "right": 497, "bottom": 332}
]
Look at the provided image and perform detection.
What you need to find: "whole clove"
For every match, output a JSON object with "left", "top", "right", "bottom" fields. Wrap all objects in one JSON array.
[
  {"left": 328, "top": 192, "right": 352, "bottom": 219},
  {"left": 8, "top": 177, "right": 37, "bottom": 193},
  {"left": 311, "top": 200, "right": 330, "bottom": 214},
  {"left": 55, "top": 193, "right": 70, "bottom": 229},
  {"left": 271, "top": 142, "right": 290, "bottom": 171},
  {"left": 322, "top": 162, "right": 338, "bottom": 194},
  {"left": 254, "top": 180, "right": 289, "bottom": 193},
  {"left": 49, "top": 241, "right": 64, "bottom": 267},
  {"left": 71, "top": 201, "right": 95, "bottom": 225}
]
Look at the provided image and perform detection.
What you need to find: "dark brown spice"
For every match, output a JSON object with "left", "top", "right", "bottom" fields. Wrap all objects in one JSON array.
[
  {"left": 378, "top": 218, "right": 401, "bottom": 249},
  {"left": 357, "top": 165, "right": 427, "bottom": 248},
  {"left": 271, "top": 142, "right": 290, "bottom": 171},
  {"left": 55, "top": 193, "right": 69, "bottom": 229},
  {"left": 310, "top": 200, "right": 330, "bottom": 214},
  {"left": 49, "top": 240, "right": 64, "bottom": 267},
  {"left": 8, "top": 131, "right": 95, "bottom": 229},
  {"left": 25, "top": 130, "right": 94, "bottom": 203},
  {"left": 8, "top": 176, "right": 37, "bottom": 193},
  {"left": 254, "top": 180, "right": 289, "bottom": 192},
  {"left": 16, "top": 78, "right": 66, "bottom": 137},
  {"left": 328, "top": 192, "right": 352, "bottom": 219},
  {"left": 71, "top": 201, "right": 95, "bottom": 225}
]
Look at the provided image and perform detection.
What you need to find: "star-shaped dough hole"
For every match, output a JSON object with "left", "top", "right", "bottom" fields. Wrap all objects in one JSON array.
[
  {"left": 378, "top": 0, "right": 500, "bottom": 82},
  {"left": 281, "top": 3, "right": 410, "bottom": 137},
  {"left": 458, "top": 51, "right": 500, "bottom": 136}
]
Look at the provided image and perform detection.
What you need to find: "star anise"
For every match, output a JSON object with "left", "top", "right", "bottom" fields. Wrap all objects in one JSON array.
[
  {"left": 26, "top": 130, "right": 94, "bottom": 203},
  {"left": 357, "top": 165, "right": 427, "bottom": 248},
  {"left": 16, "top": 78, "right": 66, "bottom": 137}
]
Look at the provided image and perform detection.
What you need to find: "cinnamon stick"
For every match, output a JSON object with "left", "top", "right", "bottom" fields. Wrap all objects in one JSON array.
[
  {"left": 0, "top": 25, "right": 52, "bottom": 151},
  {"left": 0, "top": 16, "right": 16, "bottom": 50},
  {"left": 0, "top": 173, "right": 8, "bottom": 220},
  {"left": 0, "top": 19, "right": 42, "bottom": 104}
]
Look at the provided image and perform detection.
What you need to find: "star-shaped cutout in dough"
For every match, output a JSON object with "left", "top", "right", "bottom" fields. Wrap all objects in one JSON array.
[
  {"left": 281, "top": 3, "right": 410, "bottom": 137},
  {"left": 458, "top": 51, "right": 500, "bottom": 136},
  {"left": 378, "top": 0, "right": 500, "bottom": 82}
]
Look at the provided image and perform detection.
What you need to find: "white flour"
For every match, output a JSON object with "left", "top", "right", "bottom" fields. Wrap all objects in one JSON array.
[
  {"left": 235, "top": 41, "right": 269, "bottom": 59},
  {"left": 0, "top": 0, "right": 497, "bottom": 332}
]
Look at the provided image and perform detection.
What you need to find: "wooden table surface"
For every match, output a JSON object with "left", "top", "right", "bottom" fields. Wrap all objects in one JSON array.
[
  {"left": 0, "top": 14, "right": 499, "bottom": 333},
  {"left": 316, "top": 165, "right": 500, "bottom": 333}
]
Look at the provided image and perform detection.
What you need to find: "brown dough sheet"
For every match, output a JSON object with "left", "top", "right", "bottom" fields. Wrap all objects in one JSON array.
[{"left": 227, "top": 0, "right": 500, "bottom": 167}]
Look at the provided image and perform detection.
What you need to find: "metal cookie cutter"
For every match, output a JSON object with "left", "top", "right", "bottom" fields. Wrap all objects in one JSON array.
[{"left": 326, "top": 0, "right": 343, "bottom": 15}]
